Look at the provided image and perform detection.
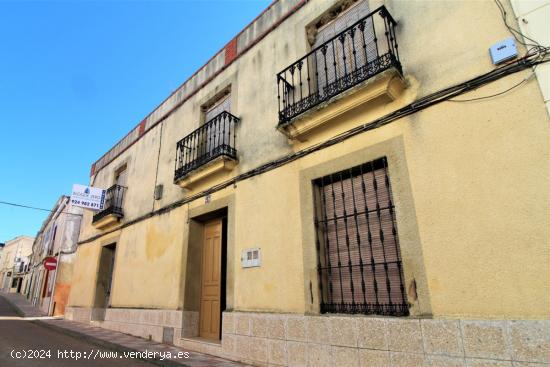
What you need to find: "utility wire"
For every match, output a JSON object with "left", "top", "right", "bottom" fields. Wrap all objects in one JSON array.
[
  {"left": 493, "top": 0, "right": 540, "bottom": 48},
  {"left": 448, "top": 0, "right": 548, "bottom": 103},
  {"left": 78, "top": 48, "right": 550, "bottom": 246},
  {"left": 0, "top": 200, "right": 83, "bottom": 217},
  {"left": 448, "top": 72, "right": 534, "bottom": 102}
]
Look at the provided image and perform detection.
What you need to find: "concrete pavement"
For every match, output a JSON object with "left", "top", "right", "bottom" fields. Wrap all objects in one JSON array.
[
  {"left": 0, "top": 293, "right": 155, "bottom": 367},
  {"left": 0, "top": 293, "right": 248, "bottom": 367}
]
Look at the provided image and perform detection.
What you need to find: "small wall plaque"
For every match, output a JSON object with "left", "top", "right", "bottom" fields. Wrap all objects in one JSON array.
[{"left": 241, "top": 248, "right": 261, "bottom": 268}]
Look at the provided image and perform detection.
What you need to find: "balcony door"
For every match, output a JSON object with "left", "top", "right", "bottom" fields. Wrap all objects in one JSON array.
[
  {"left": 115, "top": 165, "right": 127, "bottom": 187},
  {"left": 108, "top": 165, "right": 127, "bottom": 213},
  {"left": 313, "top": 0, "right": 373, "bottom": 95},
  {"left": 203, "top": 94, "right": 231, "bottom": 159},
  {"left": 199, "top": 219, "right": 223, "bottom": 340}
]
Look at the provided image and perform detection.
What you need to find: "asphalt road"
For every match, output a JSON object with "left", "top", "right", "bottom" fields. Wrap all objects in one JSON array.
[{"left": 0, "top": 295, "right": 155, "bottom": 367}]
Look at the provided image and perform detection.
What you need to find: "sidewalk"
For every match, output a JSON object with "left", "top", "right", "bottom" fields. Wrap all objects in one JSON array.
[{"left": 1, "top": 292, "right": 249, "bottom": 367}]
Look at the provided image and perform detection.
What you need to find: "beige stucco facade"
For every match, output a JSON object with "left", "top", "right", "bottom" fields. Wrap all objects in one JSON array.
[
  {"left": 66, "top": 0, "right": 550, "bottom": 365},
  {"left": 0, "top": 236, "right": 34, "bottom": 293},
  {"left": 27, "top": 196, "right": 83, "bottom": 316}
]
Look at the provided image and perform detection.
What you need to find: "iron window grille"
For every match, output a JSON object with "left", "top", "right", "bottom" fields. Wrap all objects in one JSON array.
[
  {"left": 92, "top": 184, "right": 126, "bottom": 223},
  {"left": 277, "top": 5, "right": 401, "bottom": 125},
  {"left": 174, "top": 111, "right": 239, "bottom": 182},
  {"left": 312, "top": 157, "right": 409, "bottom": 316}
]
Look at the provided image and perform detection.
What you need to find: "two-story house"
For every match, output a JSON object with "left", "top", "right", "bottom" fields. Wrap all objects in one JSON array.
[{"left": 66, "top": 0, "right": 550, "bottom": 366}]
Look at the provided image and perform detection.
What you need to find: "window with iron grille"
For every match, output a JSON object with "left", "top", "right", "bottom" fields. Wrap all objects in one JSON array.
[{"left": 312, "top": 157, "right": 409, "bottom": 316}]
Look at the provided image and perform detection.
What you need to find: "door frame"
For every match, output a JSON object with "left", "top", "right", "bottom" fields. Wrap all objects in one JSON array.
[
  {"left": 184, "top": 196, "right": 235, "bottom": 336},
  {"left": 91, "top": 243, "right": 117, "bottom": 321}
]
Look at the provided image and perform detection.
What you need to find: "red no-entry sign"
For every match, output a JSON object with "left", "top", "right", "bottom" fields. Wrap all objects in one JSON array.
[{"left": 43, "top": 257, "right": 57, "bottom": 271}]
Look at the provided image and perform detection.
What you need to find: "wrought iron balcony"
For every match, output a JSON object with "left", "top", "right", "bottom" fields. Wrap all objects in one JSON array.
[
  {"left": 174, "top": 111, "right": 239, "bottom": 182},
  {"left": 277, "top": 6, "right": 401, "bottom": 125},
  {"left": 92, "top": 184, "right": 126, "bottom": 223}
]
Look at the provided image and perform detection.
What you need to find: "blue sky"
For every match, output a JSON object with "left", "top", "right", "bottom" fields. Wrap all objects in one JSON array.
[{"left": 0, "top": 0, "right": 270, "bottom": 243}]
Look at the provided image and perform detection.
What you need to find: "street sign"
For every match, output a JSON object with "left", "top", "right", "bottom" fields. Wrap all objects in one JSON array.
[
  {"left": 70, "top": 184, "right": 106, "bottom": 211},
  {"left": 43, "top": 257, "right": 57, "bottom": 271}
]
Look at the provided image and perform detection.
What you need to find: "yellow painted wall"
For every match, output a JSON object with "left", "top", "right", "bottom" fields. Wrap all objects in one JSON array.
[
  {"left": 511, "top": 0, "right": 550, "bottom": 115},
  {"left": 109, "top": 209, "right": 185, "bottom": 309},
  {"left": 232, "top": 168, "right": 304, "bottom": 313},
  {"left": 68, "top": 240, "right": 101, "bottom": 307},
  {"left": 70, "top": 209, "right": 186, "bottom": 309},
  {"left": 69, "top": 0, "right": 550, "bottom": 319}
]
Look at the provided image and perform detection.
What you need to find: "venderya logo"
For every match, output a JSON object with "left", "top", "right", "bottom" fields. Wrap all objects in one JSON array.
[{"left": 84, "top": 187, "right": 90, "bottom": 194}]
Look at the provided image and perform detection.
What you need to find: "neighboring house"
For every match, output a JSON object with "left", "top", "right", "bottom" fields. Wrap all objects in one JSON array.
[
  {"left": 0, "top": 236, "right": 34, "bottom": 294},
  {"left": 66, "top": 0, "right": 550, "bottom": 365},
  {"left": 0, "top": 243, "right": 4, "bottom": 273},
  {"left": 511, "top": 0, "right": 550, "bottom": 116},
  {"left": 28, "top": 196, "right": 82, "bottom": 316}
]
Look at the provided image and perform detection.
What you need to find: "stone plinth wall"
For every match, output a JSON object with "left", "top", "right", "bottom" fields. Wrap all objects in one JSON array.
[
  {"left": 214, "top": 312, "right": 550, "bottom": 367},
  {"left": 65, "top": 306, "right": 198, "bottom": 344},
  {"left": 65, "top": 306, "right": 92, "bottom": 324},
  {"left": 64, "top": 308, "right": 550, "bottom": 366}
]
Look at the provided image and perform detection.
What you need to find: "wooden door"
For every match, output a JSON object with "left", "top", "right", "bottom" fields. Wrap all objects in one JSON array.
[{"left": 199, "top": 219, "right": 223, "bottom": 340}]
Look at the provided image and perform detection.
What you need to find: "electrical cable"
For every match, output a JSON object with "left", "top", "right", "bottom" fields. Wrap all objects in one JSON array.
[
  {"left": 77, "top": 47, "right": 550, "bottom": 246},
  {"left": 0, "top": 200, "right": 82, "bottom": 217},
  {"left": 447, "top": 0, "right": 548, "bottom": 103},
  {"left": 448, "top": 72, "right": 534, "bottom": 102},
  {"left": 493, "top": 0, "right": 540, "bottom": 48}
]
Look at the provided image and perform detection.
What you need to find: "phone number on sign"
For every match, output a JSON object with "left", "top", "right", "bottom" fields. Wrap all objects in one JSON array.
[{"left": 70, "top": 199, "right": 102, "bottom": 209}]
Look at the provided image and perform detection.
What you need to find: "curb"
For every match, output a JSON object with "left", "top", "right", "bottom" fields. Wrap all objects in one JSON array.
[
  {"left": 0, "top": 294, "right": 190, "bottom": 367},
  {"left": 37, "top": 320, "right": 189, "bottom": 367}
]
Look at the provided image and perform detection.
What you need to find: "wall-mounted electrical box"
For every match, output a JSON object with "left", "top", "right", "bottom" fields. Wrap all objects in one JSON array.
[
  {"left": 154, "top": 184, "right": 163, "bottom": 200},
  {"left": 241, "top": 248, "right": 261, "bottom": 268},
  {"left": 489, "top": 37, "right": 518, "bottom": 65}
]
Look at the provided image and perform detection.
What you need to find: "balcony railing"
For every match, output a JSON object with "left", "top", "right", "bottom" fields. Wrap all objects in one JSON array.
[
  {"left": 174, "top": 111, "right": 239, "bottom": 182},
  {"left": 277, "top": 6, "right": 401, "bottom": 125},
  {"left": 92, "top": 184, "right": 126, "bottom": 223}
]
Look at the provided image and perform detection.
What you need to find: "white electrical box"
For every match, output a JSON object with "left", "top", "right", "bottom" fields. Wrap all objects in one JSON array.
[
  {"left": 241, "top": 248, "right": 261, "bottom": 268},
  {"left": 489, "top": 37, "right": 518, "bottom": 65}
]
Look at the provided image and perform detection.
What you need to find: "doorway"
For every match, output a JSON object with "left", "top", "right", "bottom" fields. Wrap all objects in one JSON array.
[
  {"left": 199, "top": 217, "right": 227, "bottom": 340},
  {"left": 93, "top": 243, "right": 116, "bottom": 320}
]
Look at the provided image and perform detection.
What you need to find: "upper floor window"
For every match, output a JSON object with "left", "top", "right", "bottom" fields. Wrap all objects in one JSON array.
[
  {"left": 309, "top": 0, "right": 371, "bottom": 48},
  {"left": 174, "top": 88, "right": 239, "bottom": 185},
  {"left": 277, "top": 1, "right": 400, "bottom": 125},
  {"left": 311, "top": 1, "right": 373, "bottom": 89},
  {"left": 114, "top": 164, "right": 127, "bottom": 187},
  {"left": 203, "top": 91, "right": 231, "bottom": 124},
  {"left": 312, "top": 157, "right": 409, "bottom": 316},
  {"left": 92, "top": 164, "right": 127, "bottom": 227}
]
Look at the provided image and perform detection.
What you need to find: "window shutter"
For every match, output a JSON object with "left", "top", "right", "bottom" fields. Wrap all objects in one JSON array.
[
  {"left": 314, "top": 1, "right": 371, "bottom": 47},
  {"left": 205, "top": 94, "right": 231, "bottom": 123},
  {"left": 202, "top": 94, "right": 232, "bottom": 158},
  {"left": 116, "top": 166, "right": 127, "bottom": 187},
  {"left": 313, "top": 1, "right": 375, "bottom": 93},
  {"left": 313, "top": 157, "right": 408, "bottom": 316}
]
